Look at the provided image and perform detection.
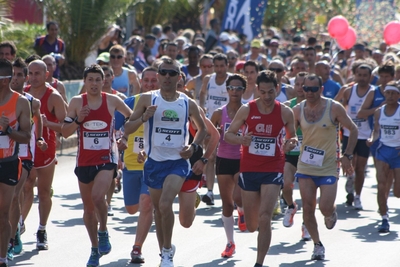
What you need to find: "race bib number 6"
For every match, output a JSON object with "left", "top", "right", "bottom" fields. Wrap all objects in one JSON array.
[
  {"left": 249, "top": 136, "right": 276, "bottom": 156},
  {"left": 83, "top": 132, "right": 109, "bottom": 150},
  {"left": 300, "top": 145, "right": 325, "bottom": 167}
]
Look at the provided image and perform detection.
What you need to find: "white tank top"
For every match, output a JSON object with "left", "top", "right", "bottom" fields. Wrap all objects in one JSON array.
[
  {"left": 205, "top": 73, "right": 230, "bottom": 118},
  {"left": 343, "top": 84, "right": 373, "bottom": 139},
  {"left": 276, "top": 84, "right": 287, "bottom": 103},
  {"left": 144, "top": 90, "right": 190, "bottom": 161},
  {"left": 379, "top": 104, "right": 400, "bottom": 147}
]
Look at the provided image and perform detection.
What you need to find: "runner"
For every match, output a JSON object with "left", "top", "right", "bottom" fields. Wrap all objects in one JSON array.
[
  {"left": 292, "top": 74, "right": 358, "bottom": 260},
  {"left": 124, "top": 57, "right": 207, "bottom": 267},
  {"left": 367, "top": 81, "right": 400, "bottom": 233},
  {"left": 61, "top": 64, "right": 132, "bottom": 267},
  {"left": 268, "top": 60, "right": 295, "bottom": 102},
  {"left": 210, "top": 74, "right": 247, "bottom": 258},
  {"left": 186, "top": 54, "right": 214, "bottom": 104},
  {"left": 224, "top": 70, "right": 298, "bottom": 267},
  {"left": 0, "top": 41, "right": 17, "bottom": 62},
  {"left": 42, "top": 55, "right": 68, "bottom": 102},
  {"left": 0, "top": 59, "right": 31, "bottom": 267},
  {"left": 242, "top": 61, "right": 259, "bottom": 104}
]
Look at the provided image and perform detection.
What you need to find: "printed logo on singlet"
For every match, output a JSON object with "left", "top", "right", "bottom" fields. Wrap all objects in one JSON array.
[
  {"left": 255, "top": 123, "right": 273, "bottom": 134},
  {"left": 83, "top": 120, "right": 107, "bottom": 130},
  {"left": 251, "top": 116, "right": 261, "bottom": 119},
  {"left": 161, "top": 110, "right": 179, "bottom": 122}
]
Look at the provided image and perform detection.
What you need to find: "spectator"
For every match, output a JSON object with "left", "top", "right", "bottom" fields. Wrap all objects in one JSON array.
[
  {"left": 97, "top": 25, "right": 122, "bottom": 56},
  {"left": 0, "top": 41, "right": 17, "bottom": 61},
  {"left": 33, "top": 21, "right": 65, "bottom": 78},
  {"left": 142, "top": 34, "right": 157, "bottom": 65},
  {"left": 205, "top": 19, "right": 220, "bottom": 52}
]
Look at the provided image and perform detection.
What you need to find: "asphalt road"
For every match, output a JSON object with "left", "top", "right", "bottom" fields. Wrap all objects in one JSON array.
[{"left": 11, "top": 150, "right": 400, "bottom": 267}]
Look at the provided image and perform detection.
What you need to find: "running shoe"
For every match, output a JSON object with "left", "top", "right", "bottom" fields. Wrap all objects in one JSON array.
[
  {"left": 7, "top": 243, "right": 14, "bottom": 261},
  {"left": 324, "top": 211, "right": 337, "bottom": 230},
  {"left": 237, "top": 209, "right": 247, "bottom": 232},
  {"left": 311, "top": 244, "right": 325, "bottom": 260},
  {"left": 202, "top": 191, "right": 214, "bottom": 205},
  {"left": 114, "top": 171, "right": 122, "bottom": 193},
  {"left": 221, "top": 242, "right": 236, "bottom": 258},
  {"left": 107, "top": 205, "right": 114, "bottom": 216},
  {"left": 195, "top": 192, "right": 201, "bottom": 208},
  {"left": 345, "top": 175, "right": 354, "bottom": 194},
  {"left": 130, "top": 245, "right": 145, "bottom": 263},
  {"left": 87, "top": 248, "right": 100, "bottom": 267},
  {"left": 160, "top": 244, "right": 175, "bottom": 267},
  {"left": 378, "top": 219, "right": 390, "bottom": 233},
  {"left": 301, "top": 223, "right": 311, "bottom": 241},
  {"left": 283, "top": 202, "right": 297, "bottom": 227},
  {"left": 36, "top": 230, "right": 48, "bottom": 250},
  {"left": 98, "top": 231, "right": 111, "bottom": 255},
  {"left": 14, "top": 224, "right": 22, "bottom": 254},
  {"left": 354, "top": 196, "right": 363, "bottom": 210}
]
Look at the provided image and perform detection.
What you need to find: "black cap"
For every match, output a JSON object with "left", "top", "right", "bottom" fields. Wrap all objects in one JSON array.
[{"left": 145, "top": 34, "right": 156, "bottom": 40}]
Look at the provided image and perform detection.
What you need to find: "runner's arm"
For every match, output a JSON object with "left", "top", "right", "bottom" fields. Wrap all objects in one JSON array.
[
  {"left": 8, "top": 97, "right": 31, "bottom": 143},
  {"left": 224, "top": 105, "right": 250, "bottom": 145}
]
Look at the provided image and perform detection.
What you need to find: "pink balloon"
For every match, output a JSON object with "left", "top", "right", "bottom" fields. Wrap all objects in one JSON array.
[
  {"left": 336, "top": 27, "right": 357, "bottom": 50},
  {"left": 328, "top": 16, "right": 349, "bottom": 38},
  {"left": 383, "top": 21, "right": 400, "bottom": 45}
]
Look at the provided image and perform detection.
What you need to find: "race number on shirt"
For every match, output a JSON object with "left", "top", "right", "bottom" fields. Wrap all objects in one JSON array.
[
  {"left": 249, "top": 136, "right": 276, "bottom": 156},
  {"left": 133, "top": 136, "right": 144, "bottom": 153},
  {"left": 154, "top": 127, "right": 182, "bottom": 148},
  {"left": 83, "top": 132, "right": 109, "bottom": 150},
  {"left": 19, "top": 144, "right": 28, "bottom": 157},
  {"left": 300, "top": 145, "right": 325, "bottom": 167},
  {"left": 0, "top": 135, "right": 10, "bottom": 149}
]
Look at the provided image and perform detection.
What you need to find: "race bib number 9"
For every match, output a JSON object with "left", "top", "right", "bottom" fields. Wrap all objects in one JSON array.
[
  {"left": 300, "top": 145, "right": 325, "bottom": 167},
  {"left": 154, "top": 127, "right": 182, "bottom": 148},
  {"left": 249, "top": 137, "right": 276, "bottom": 156},
  {"left": 83, "top": 132, "right": 109, "bottom": 150},
  {"left": 133, "top": 136, "right": 144, "bottom": 153}
]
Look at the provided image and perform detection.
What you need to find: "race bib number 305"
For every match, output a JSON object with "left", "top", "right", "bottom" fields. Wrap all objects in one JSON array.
[
  {"left": 154, "top": 127, "right": 182, "bottom": 148},
  {"left": 83, "top": 132, "right": 109, "bottom": 150},
  {"left": 300, "top": 145, "right": 325, "bottom": 167},
  {"left": 249, "top": 137, "right": 276, "bottom": 156}
]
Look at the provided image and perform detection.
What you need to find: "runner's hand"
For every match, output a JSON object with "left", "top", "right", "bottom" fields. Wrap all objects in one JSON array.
[
  {"left": 137, "top": 150, "right": 147, "bottom": 163},
  {"left": 77, "top": 105, "right": 90, "bottom": 122},
  {"left": 241, "top": 132, "right": 253, "bottom": 146},
  {"left": 142, "top": 105, "right": 157, "bottom": 122},
  {"left": 340, "top": 156, "right": 354, "bottom": 176},
  {"left": 179, "top": 145, "right": 193, "bottom": 159}
]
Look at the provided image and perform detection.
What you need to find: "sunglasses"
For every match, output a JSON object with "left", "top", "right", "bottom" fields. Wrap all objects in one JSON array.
[
  {"left": 302, "top": 86, "right": 320, "bottom": 93},
  {"left": 227, "top": 85, "right": 245, "bottom": 91},
  {"left": 269, "top": 68, "right": 283, "bottom": 73},
  {"left": 110, "top": 55, "right": 123, "bottom": 59},
  {"left": 158, "top": 69, "right": 180, "bottom": 77}
]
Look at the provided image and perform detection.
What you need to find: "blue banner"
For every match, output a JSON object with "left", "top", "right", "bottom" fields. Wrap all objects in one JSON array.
[{"left": 222, "top": 0, "right": 267, "bottom": 41}]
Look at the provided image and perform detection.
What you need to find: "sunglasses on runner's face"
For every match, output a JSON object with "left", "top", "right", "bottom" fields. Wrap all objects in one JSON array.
[
  {"left": 269, "top": 68, "right": 283, "bottom": 73},
  {"left": 302, "top": 86, "right": 320, "bottom": 93},
  {"left": 158, "top": 69, "right": 180, "bottom": 77},
  {"left": 227, "top": 85, "right": 245, "bottom": 91},
  {"left": 110, "top": 55, "right": 123, "bottom": 59}
]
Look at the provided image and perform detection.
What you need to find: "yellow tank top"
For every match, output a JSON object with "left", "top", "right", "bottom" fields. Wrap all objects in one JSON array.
[
  {"left": 297, "top": 99, "right": 340, "bottom": 177},
  {"left": 124, "top": 95, "right": 144, "bottom": 171}
]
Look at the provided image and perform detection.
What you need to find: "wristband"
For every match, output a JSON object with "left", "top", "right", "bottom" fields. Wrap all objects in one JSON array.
[
  {"left": 121, "top": 136, "right": 128, "bottom": 142},
  {"left": 74, "top": 117, "right": 82, "bottom": 125},
  {"left": 36, "top": 137, "right": 45, "bottom": 142}
]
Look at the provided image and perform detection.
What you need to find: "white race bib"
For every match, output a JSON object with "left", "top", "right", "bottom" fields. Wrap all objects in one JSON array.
[
  {"left": 154, "top": 127, "right": 182, "bottom": 148},
  {"left": 83, "top": 131, "right": 109, "bottom": 150},
  {"left": 19, "top": 144, "right": 28, "bottom": 157},
  {"left": 0, "top": 135, "right": 10, "bottom": 149},
  {"left": 133, "top": 136, "right": 144, "bottom": 153},
  {"left": 300, "top": 145, "right": 325, "bottom": 167},
  {"left": 249, "top": 136, "right": 276, "bottom": 156}
]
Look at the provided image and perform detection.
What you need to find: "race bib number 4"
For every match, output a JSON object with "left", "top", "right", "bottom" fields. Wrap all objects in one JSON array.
[
  {"left": 300, "top": 146, "right": 325, "bottom": 167},
  {"left": 83, "top": 132, "right": 109, "bottom": 150},
  {"left": 249, "top": 137, "right": 276, "bottom": 156},
  {"left": 154, "top": 127, "right": 182, "bottom": 148},
  {"left": 133, "top": 136, "right": 144, "bottom": 153}
]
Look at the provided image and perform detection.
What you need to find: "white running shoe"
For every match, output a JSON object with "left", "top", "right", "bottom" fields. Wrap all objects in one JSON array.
[
  {"left": 160, "top": 244, "right": 176, "bottom": 267},
  {"left": 345, "top": 175, "right": 354, "bottom": 194},
  {"left": 283, "top": 203, "right": 297, "bottom": 227},
  {"left": 311, "top": 244, "right": 325, "bottom": 260},
  {"left": 301, "top": 223, "right": 311, "bottom": 241},
  {"left": 354, "top": 196, "right": 363, "bottom": 210}
]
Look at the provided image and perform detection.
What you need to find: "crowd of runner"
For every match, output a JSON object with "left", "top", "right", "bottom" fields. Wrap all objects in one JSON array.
[{"left": 0, "top": 19, "right": 400, "bottom": 267}]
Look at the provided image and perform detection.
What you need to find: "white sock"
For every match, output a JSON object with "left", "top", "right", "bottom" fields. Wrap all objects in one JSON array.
[
  {"left": 19, "top": 215, "right": 23, "bottom": 224},
  {"left": 222, "top": 215, "right": 234, "bottom": 244},
  {"left": 382, "top": 215, "right": 389, "bottom": 220},
  {"left": 38, "top": 224, "right": 46, "bottom": 231}
]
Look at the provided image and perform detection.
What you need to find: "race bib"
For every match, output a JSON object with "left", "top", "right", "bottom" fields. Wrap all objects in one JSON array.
[
  {"left": 0, "top": 135, "right": 10, "bottom": 149},
  {"left": 292, "top": 135, "right": 303, "bottom": 152},
  {"left": 352, "top": 118, "right": 366, "bottom": 128},
  {"left": 19, "top": 144, "right": 28, "bottom": 157},
  {"left": 133, "top": 136, "right": 144, "bottom": 153},
  {"left": 300, "top": 146, "right": 325, "bottom": 167},
  {"left": 154, "top": 127, "right": 182, "bottom": 148},
  {"left": 249, "top": 137, "right": 276, "bottom": 156},
  {"left": 83, "top": 132, "right": 109, "bottom": 150}
]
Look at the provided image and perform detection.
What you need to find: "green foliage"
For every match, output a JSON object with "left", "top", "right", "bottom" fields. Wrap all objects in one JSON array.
[{"left": 0, "top": 23, "right": 45, "bottom": 60}]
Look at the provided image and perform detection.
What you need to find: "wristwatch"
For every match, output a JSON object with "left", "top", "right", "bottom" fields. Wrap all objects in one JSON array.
[
  {"left": 200, "top": 157, "right": 208, "bottom": 164},
  {"left": 5, "top": 125, "right": 12, "bottom": 135},
  {"left": 190, "top": 143, "right": 199, "bottom": 152},
  {"left": 343, "top": 153, "right": 354, "bottom": 160}
]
